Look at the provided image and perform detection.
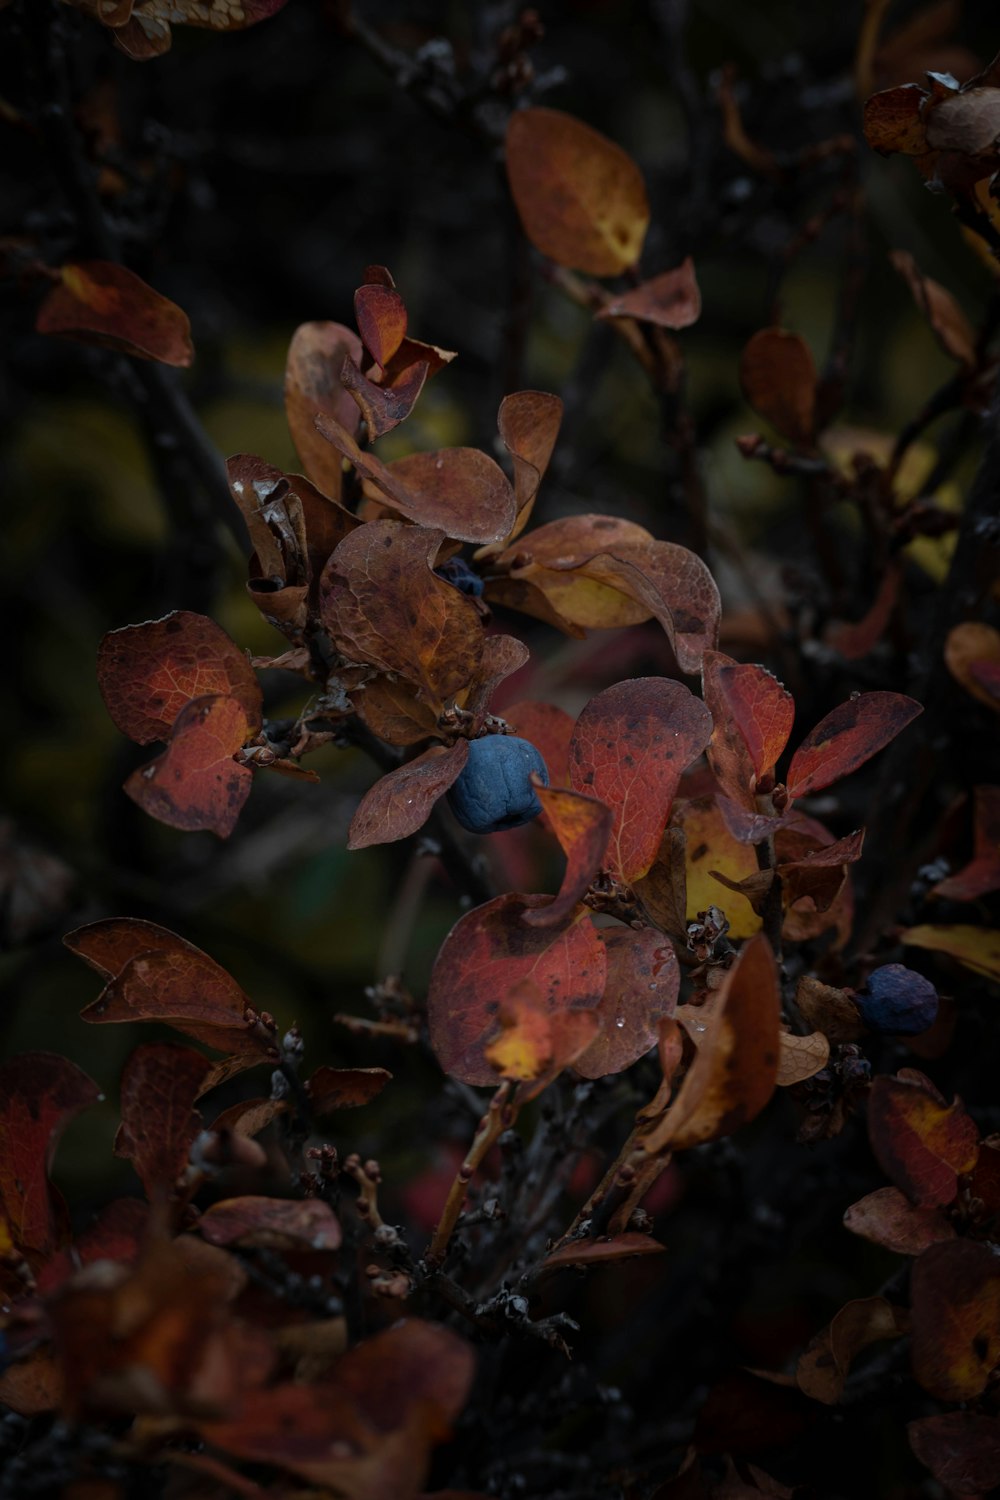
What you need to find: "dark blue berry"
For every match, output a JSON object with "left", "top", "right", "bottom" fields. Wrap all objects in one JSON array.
[
  {"left": 435, "top": 557, "right": 485, "bottom": 597},
  {"left": 447, "top": 735, "right": 549, "bottom": 834},
  {"left": 855, "top": 964, "right": 939, "bottom": 1035}
]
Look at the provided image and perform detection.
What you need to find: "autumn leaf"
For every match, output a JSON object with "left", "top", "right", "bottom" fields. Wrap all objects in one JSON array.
[
  {"left": 109, "top": 0, "right": 290, "bottom": 60},
  {"left": 505, "top": 107, "right": 650, "bottom": 276},
  {"left": 785, "top": 691, "right": 922, "bottom": 797},
  {"left": 739, "top": 329, "right": 817, "bottom": 447},
  {"left": 932, "top": 786, "right": 1000, "bottom": 899},
  {"left": 494, "top": 390, "right": 563, "bottom": 544},
  {"left": 97, "top": 611, "right": 262, "bottom": 746},
  {"left": 0, "top": 1053, "right": 102, "bottom": 1259},
  {"left": 306, "top": 1066, "right": 392, "bottom": 1114},
  {"left": 867, "top": 1071, "right": 979, "bottom": 1207},
  {"left": 484, "top": 984, "right": 599, "bottom": 1093},
  {"left": 863, "top": 84, "right": 930, "bottom": 155},
  {"left": 427, "top": 894, "right": 606, "bottom": 1086},
  {"left": 573, "top": 926, "right": 680, "bottom": 1080},
  {"left": 944, "top": 621, "right": 1000, "bottom": 711},
  {"left": 354, "top": 281, "right": 407, "bottom": 369},
  {"left": 198, "top": 1196, "right": 342, "bottom": 1252},
  {"left": 348, "top": 741, "right": 469, "bottom": 850},
  {"left": 522, "top": 781, "right": 613, "bottom": 928},
  {"left": 124, "top": 693, "right": 255, "bottom": 838},
  {"left": 568, "top": 678, "right": 712, "bottom": 883},
  {"left": 901, "top": 923, "right": 1000, "bottom": 981},
  {"left": 701, "top": 651, "right": 794, "bottom": 805},
  {"left": 596, "top": 258, "right": 701, "bottom": 330},
  {"left": 911, "top": 1240, "right": 1000, "bottom": 1401},
  {"left": 843, "top": 1186, "right": 956, "bottom": 1256},
  {"left": 285, "top": 321, "right": 364, "bottom": 503},
  {"left": 539, "top": 1233, "right": 666, "bottom": 1276},
  {"left": 797, "top": 1297, "right": 907, "bottom": 1405},
  {"left": 909, "top": 1412, "right": 1000, "bottom": 1496},
  {"left": 890, "top": 249, "right": 978, "bottom": 369},
  {"left": 36, "top": 261, "right": 193, "bottom": 366},
  {"left": 114, "top": 1042, "right": 213, "bottom": 1203},
  {"left": 775, "top": 1030, "right": 830, "bottom": 1086},
  {"left": 639, "top": 933, "right": 781, "bottom": 1153}
]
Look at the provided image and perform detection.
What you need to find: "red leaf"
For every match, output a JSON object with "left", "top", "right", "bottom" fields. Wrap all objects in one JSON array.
[
  {"left": 320, "top": 522, "right": 483, "bottom": 708},
  {"left": 701, "top": 652, "right": 794, "bottom": 804},
  {"left": 932, "top": 785, "right": 1000, "bottom": 900},
  {"left": 909, "top": 1412, "right": 1000, "bottom": 1495},
  {"left": 114, "top": 1042, "right": 213, "bottom": 1202},
  {"left": 348, "top": 741, "right": 469, "bottom": 851},
  {"left": 0, "top": 1053, "right": 102, "bottom": 1258},
  {"left": 340, "top": 354, "right": 429, "bottom": 439},
  {"left": 568, "top": 678, "right": 712, "bottom": 883},
  {"left": 354, "top": 282, "right": 407, "bottom": 370},
  {"left": 785, "top": 691, "right": 922, "bottom": 797},
  {"left": 198, "top": 1196, "right": 341, "bottom": 1252},
  {"left": 739, "top": 328, "right": 817, "bottom": 447},
  {"left": 306, "top": 1066, "right": 392, "bottom": 1114},
  {"left": 867, "top": 1071, "right": 979, "bottom": 1207},
  {"left": 66, "top": 918, "right": 276, "bottom": 1063},
  {"left": 284, "top": 321, "right": 364, "bottom": 503},
  {"left": 427, "top": 894, "right": 607, "bottom": 1086},
  {"left": 316, "top": 413, "right": 516, "bottom": 545},
  {"left": 522, "top": 782, "right": 612, "bottom": 927},
  {"left": 863, "top": 84, "right": 930, "bottom": 155},
  {"left": 36, "top": 261, "right": 193, "bottom": 366},
  {"left": 911, "top": 1240, "right": 1000, "bottom": 1400},
  {"left": 574, "top": 926, "right": 680, "bottom": 1079},
  {"left": 640, "top": 934, "right": 781, "bottom": 1153},
  {"left": 97, "top": 611, "right": 262, "bottom": 746},
  {"left": 484, "top": 984, "right": 600, "bottom": 1090},
  {"left": 596, "top": 258, "right": 701, "bottom": 330},
  {"left": 502, "top": 701, "right": 575, "bottom": 790},
  {"left": 843, "top": 1186, "right": 956, "bottom": 1256},
  {"left": 36, "top": 1198, "right": 149, "bottom": 1295},
  {"left": 124, "top": 693, "right": 254, "bottom": 838}
]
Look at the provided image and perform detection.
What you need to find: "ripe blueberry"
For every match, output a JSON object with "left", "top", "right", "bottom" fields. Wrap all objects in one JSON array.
[
  {"left": 447, "top": 735, "right": 549, "bottom": 834},
  {"left": 855, "top": 963, "right": 939, "bottom": 1035}
]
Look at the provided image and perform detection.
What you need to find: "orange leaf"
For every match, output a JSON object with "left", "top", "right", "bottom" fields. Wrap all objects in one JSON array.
[
  {"left": 505, "top": 107, "right": 650, "bottom": 276},
  {"left": 568, "top": 678, "right": 712, "bottom": 883},
  {"left": 315, "top": 413, "right": 516, "bottom": 545},
  {"left": 348, "top": 741, "right": 469, "bottom": 850},
  {"left": 573, "top": 926, "right": 680, "bottom": 1080},
  {"left": 843, "top": 1186, "right": 956, "bottom": 1256},
  {"left": 701, "top": 651, "right": 794, "bottom": 802},
  {"left": 484, "top": 985, "right": 599, "bottom": 1089},
  {"left": 320, "top": 522, "right": 483, "bottom": 708},
  {"left": 114, "top": 1042, "right": 212, "bottom": 1202},
  {"left": 797, "top": 1296, "right": 907, "bottom": 1405},
  {"left": 354, "top": 281, "right": 407, "bottom": 369},
  {"left": 97, "top": 610, "right": 261, "bottom": 746},
  {"left": 503, "top": 701, "right": 575, "bottom": 791},
  {"left": 522, "top": 781, "right": 612, "bottom": 927},
  {"left": 494, "top": 389, "right": 563, "bottom": 544},
  {"left": 36, "top": 261, "right": 193, "bottom": 366},
  {"left": 867, "top": 1071, "right": 979, "bottom": 1206},
  {"left": 739, "top": 328, "right": 817, "bottom": 447},
  {"left": 284, "top": 321, "right": 364, "bottom": 503},
  {"left": 596, "top": 258, "right": 701, "bottom": 330},
  {"left": 124, "top": 693, "right": 254, "bottom": 838},
  {"left": 775, "top": 1030, "right": 830, "bottom": 1086},
  {"left": 785, "top": 691, "right": 922, "bottom": 797},
  {"left": 0, "top": 1053, "right": 102, "bottom": 1259},
  {"left": 306, "top": 1066, "right": 392, "bottom": 1114},
  {"left": 640, "top": 933, "right": 781, "bottom": 1153},
  {"left": 863, "top": 84, "right": 930, "bottom": 154},
  {"left": 911, "top": 1240, "right": 1000, "bottom": 1400},
  {"left": 427, "top": 894, "right": 606, "bottom": 1086}
]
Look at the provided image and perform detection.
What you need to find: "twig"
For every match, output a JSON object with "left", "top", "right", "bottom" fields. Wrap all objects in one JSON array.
[{"left": 426, "top": 1082, "right": 518, "bottom": 1266}]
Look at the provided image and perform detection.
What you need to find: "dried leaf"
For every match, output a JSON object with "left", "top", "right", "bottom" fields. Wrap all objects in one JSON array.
[
  {"left": 863, "top": 84, "right": 930, "bottom": 154},
  {"left": 785, "top": 691, "right": 922, "bottom": 797},
  {"left": 427, "top": 894, "right": 606, "bottom": 1086},
  {"left": 775, "top": 1030, "right": 830, "bottom": 1086},
  {"left": 568, "top": 678, "right": 712, "bottom": 883},
  {"left": 484, "top": 985, "right": 599, "bottom": 1090},
  {"left": 354, "top": 282, "right": 407, "bottom": 369},
  {"left": 909, "top": 1412, "right": 1000, "bottom": 1495},
  {"left": 890, "top": 249, "right": 978, "bottom": 368},
  {"left": 574, "top": 927, "right": 680, "bottom": 1079},
  {"left": 198, "top": 1196, "right": 341, "bottom": 1252},
  {"left": 320, "top": 522, "right": 483, "bottom": 709},
  {"left": 340, "top": 354, "right": 429, "bottom": 440},
  {"left": 596, "top": 258, "right": 701, "bottom": 329},
  {"left": 461, "top": 634, "right": 531, "bottom": 721},
  {"left": 797, "top": 1296, "right": 907, "bottom": 1404},
  {"left": 843, "top": 1186, "right": 956, "bottom": 1255},
  {"left": 495, "top": 390, "right": 563, "bottom": 543},
  {"left": 522, "top": 783, "right": 612, "bottom": 928},
  {"left": 124, "top": 693, "right": 254, "bottom": 838},
  {"left": 357, "top": 674, "right": 440, "bottom": 747},
  {"left": 640, "top": 934, "right": 781, "bottom": 1153},
  {"left": 679, "top": 798, "right": 761, "bottom": 938},
  {"left": 794, "top": 975, "right": 864, "bottom": 1042},
  {"left": 739, "top": 329, "right": 817, "bottom": 447},
  {"left": 306, "top": 1066, "right": 392, "bottom": 1114},
  {"left": 634, "top": 824, "right": 688, "bottom": 939},
  {"left": 911, "top": 1239, "right": 1000, "bottom": 1400},
  {"left": 505, "top": 107, "right": 650, "bottom": 276},
  {"left": 540, "top": 1233, "right": 666, "bottom": 1274},
  {"left": 36, "top": 260, "right": 193, "bottom": 366},
  {"left": 902, "top": 922, "right": 1000, "bottom": 980},
  {"left": 285, "top": 321, "right": 364, "bottom": 503},
  {"left": 867, "top": 1071, "right": 979, "bottom": 1207},
  {"left": 348, "top": 742, "right": 469, "bottom": 851},
  {"left": 97, "top": 611, "right": 261, "bottom": 746},
  {"left": 114, "top": 1042, "right": 212, "bottom": 1201},
  {"left": 925, "top": 84, "right": 1000, "bottom": 154}
]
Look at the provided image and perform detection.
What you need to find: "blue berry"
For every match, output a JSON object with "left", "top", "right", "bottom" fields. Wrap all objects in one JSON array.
[
  {"left": 447, "top": 735, "right": 549, "bottom": 834},
  {"left": 435, "top": 557, "right": 485, "bottom": 597},
  {"left": 856, "top": 964, "right": 939, "bottom": 1035}
]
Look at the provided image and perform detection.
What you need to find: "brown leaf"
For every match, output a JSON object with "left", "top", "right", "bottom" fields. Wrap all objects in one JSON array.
[
  {"left": 890, "top": 249, "right": 978, "bottom": 368},
  {"left": 36, "top": 260, "right": 193, "bottom": 366},
  {"left": 862, "top": 84, "right": 930, "bottom": 154},
  {"left": 97, "top": 610, "right": 262, "bottom": 746},
  {"left": 320, "top": 522, "right": 483, "bottom": 709},
  {"left": 911, "top": 1239, "right": 1000, "bottom": 1400},
  {"left": 775, "top": 1030, "right": 830, "bottom": 1086},
  {"left": 340, "top": 354, "right": 429, "bottom": 439},
  {"left": 354, "top": 281, "right": 407, "bottom": 369},
  {"left": 124, "top": 693, "right": 254, "bottom": 838},
  {"left": 634, "top": 824, "right": 688, "bottom": 940},
  {"left": 944, "top": 621, "right": 1000, "bottom": 711},
  {"left": 867, "top": 1071, "right": 979, "bottom": 1207},
  {"left": 793, "top": 975, "right": 864, "bottom": 1042},
  {"left": 427, "top": 894, "right": 607, "bottom": 1086},
  {"left": 315, "top": 413, "right": 516, "bottom": 545},
  {"left": 114, "top": 1042, "right": 212, "bottom": 1201},
  {"left": 356, "top": 674, "right": 441, "bottom": 747},
  {"left": 484, "top": 984, "right": 600, "bottom": 1093},
  {"left": 568, "top": 678, "right": 712, "bottom": 883},
  {"left": 701, "top": 652, "right": 793, "bottom": 806},
  {"left": 505, "top": 107, "right": 650, "bottom": 276},
  {"left": 596, "top": 258, "right": 701, "bottom": 330},
  {"left": 843, "top": 1186, "right": 956, "bottom": 1255},
  {"left": 909, "top": 1412, "right": 1000, "bottom": 1495},
  {"left": 739, "top": 329, "right": 817, "bottom": 447},
  {"left": 796, "top": 1296, "right": 907, "bottom": 1404},
  {"left": 522, "top": 782, "right": 612, "bottom": 928},
  {"left": 306, "top": 1066, "right": 392, "bottom": 1114},
  {"left": 197, "top": 1196, "right": 341, "bottom": 1252},
  {"left": 785, "top": 691, "right": 922, "bottom": 797},
  {"left": 640, "top": 934, "right": 781, "bottom": 1153},
  {"left": 285, "top": 320, "right": 364, "bottom": 503},
  {"left": 348, "top": 741, "right": 469, "bottom": 850},
  {"left": 574, "top": 927, "right": 680, "bottom": 1079},
  {"left": 925, "top": 84, "right": 1000, "bottom": 154},
  {"left": 540, "top": 1232, "right": 666, "bottom": 1274},
  {"left": 461, "top": 634, "right": 531, "bottom": 721},
  {"left": 495, "top": 390, "right": 563, "bottom": 544},
  {"left": 565, "top": 542, "right": 721, "bottom": 673}
]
